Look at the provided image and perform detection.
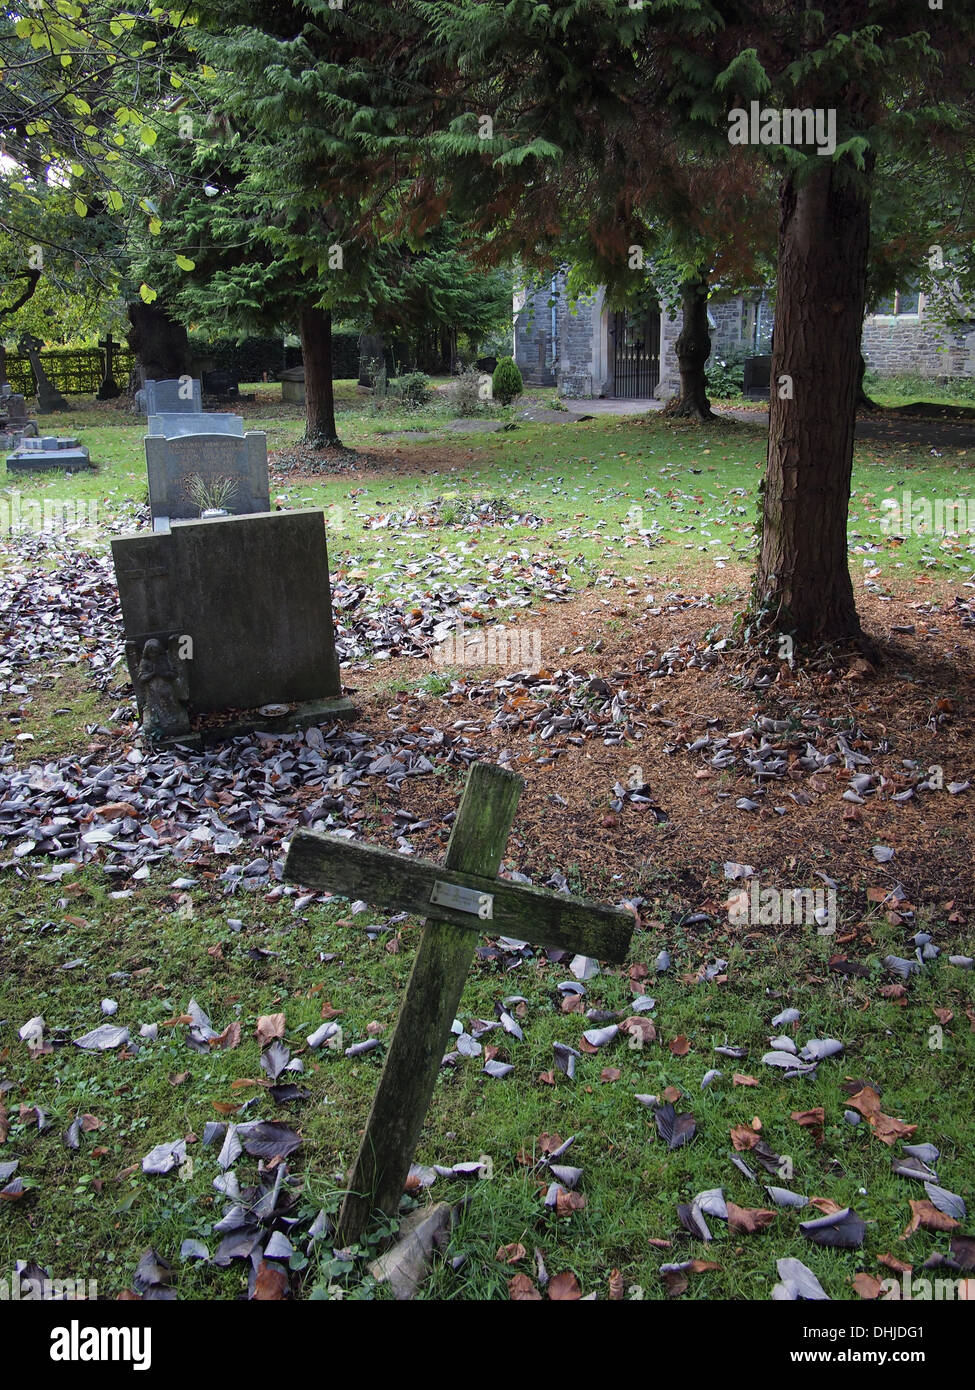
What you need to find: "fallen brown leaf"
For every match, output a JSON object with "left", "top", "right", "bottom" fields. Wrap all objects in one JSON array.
[
  {"left": 791, "top": 1107, "right": 826, "bottom": 1146},
  {"left": 608, "top": 1268, "right": 625, "bottom": 1300},
  {"left": 808, "top": 1197, "right": 845, "bottom": 1216},
  {"left": 726, "top": 1202, "right": 777, "bottom": 1235},
  {"left": 846, "top": 1085, "right": 883, "bottom": 1118},
  {"left": 730, "top": 1125, "right": 761, "bottom": 1151},
  {"left": 902, "top": 1200, "right": 960, "bottom": 1239},
  {"left": 211, "top": 1021, "right": 241, "bottom": 1050},
  {"left": 871, "top": 1112, "right": 918, "bottom": 1146},
  {"left": 620, "top": 1015, "right": 656, "bottom": 1046},
  {"left": 555, "top": 1189, "right": 587, "bottom": 1217},
  {"left": 252, "top": 1261, "right": 288, "bottom": 1300},
  {"left": 852, "top": 1272, "right": 884, "bottom": 1299},
  {"left": 508, "top": 1273, "right": 542, "bottom": 1300},
  {"left": 669, "top": 1034, "right": 691, "bottom": 1056},
  {"left": 496, "top": 1243, "right": 527, "bottom": 1265},
  {"left": 548, "top": 1271, "right": 583, "bottom": 1300},
  {"left": 733, "top": 1073, "right": 760, "bottom": 1087},
  {"left": 878, "top": 1253, "right": 912, "bottom": 1275},
  {"left": 255, "top": 1013, "right": 285, "bottom": 1046}
]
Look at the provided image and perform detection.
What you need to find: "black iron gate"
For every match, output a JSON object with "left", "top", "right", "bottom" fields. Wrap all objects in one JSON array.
[{"left": 611, "top": 310, "right": 660, "bottom": 397}]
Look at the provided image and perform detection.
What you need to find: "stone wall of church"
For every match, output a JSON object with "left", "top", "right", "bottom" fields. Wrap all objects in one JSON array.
[
  {"left": 513, "top": 281, "right": 557, "bottom": 387},
  {"left": 556, "top": 291, "right": 601, "bottom": 397},
  {"left": 861, "top": 314, "right": 974, "bottom": 377},
  {"left": 518, "top": 277, "right": 974, "bottom": 400}
]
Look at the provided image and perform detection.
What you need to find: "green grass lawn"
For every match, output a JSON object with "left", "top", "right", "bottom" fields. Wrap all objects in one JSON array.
[
  {"left": 5, "top": 392, "right": 973, "bottom": 601},
  {"left": 2, "top": 868, "right": 971, "bottom": 1300}
]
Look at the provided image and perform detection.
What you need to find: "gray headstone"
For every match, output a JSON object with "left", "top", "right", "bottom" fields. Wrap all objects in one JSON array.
[
  {"left": 4, "top": 394, "right": 27, "bottom": 421},
  {"left": 147, "top": 413, "right": 244, "bottom": 437},
  {"left": 280, "top": 366, "right": 305, "bottom": 404},
  {"left": 111, "top": 510, "right": 344, "bottom": 715},
  {"left": 142, "top": 378, "right": 203, "bottom": 415},
  {"left": 145, "top": 431, "right": 269, "bottom": 528}
]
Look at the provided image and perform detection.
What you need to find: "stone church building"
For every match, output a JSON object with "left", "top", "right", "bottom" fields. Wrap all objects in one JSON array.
[{"left": 513, "top": 271, "right": 975, "bottom": 399}]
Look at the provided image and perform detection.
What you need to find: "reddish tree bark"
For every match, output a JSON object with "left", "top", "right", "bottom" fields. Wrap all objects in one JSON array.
[
  {"left": 299, "top": 304, "right": 341, "bottom": 447},
  {"left": 755, "top": 158, "right": 873, "bottom": 644}
]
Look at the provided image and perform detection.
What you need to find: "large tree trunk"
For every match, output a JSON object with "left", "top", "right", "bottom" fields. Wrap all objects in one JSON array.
[
  {"left": 754, "top": 160, "right": 872, "bottom": 645},
  {"left": 126, "top": 301, "right": 192, "bottom": 383},
  {"left": 666, "top": 274, "right": 713, "bottom": 419},
  {"left": 300, "top": 304, "right": 341, "bottom": 447}
]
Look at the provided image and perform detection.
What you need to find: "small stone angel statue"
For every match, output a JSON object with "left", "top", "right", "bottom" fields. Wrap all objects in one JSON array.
[{"left": 131, "top": 636, "right": 191, "bottom": 740}]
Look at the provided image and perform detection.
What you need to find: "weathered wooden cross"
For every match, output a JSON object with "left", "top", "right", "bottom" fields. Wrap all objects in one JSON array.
[{"left": 283, "top": 761, "right": 635, "bottom": 1245}]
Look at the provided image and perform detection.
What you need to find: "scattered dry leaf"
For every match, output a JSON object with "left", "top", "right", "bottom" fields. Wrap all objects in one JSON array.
[
  {"left": 255, "top": 1014, "right": 285, "bottom": 1046},
  {"left": 252, "top": 1261, "right": 288, "bottom": 1301},
  {"left": 548, "top": 1271, "right": 583, "bottom": 1300},
  {"left": 791, "top": 1107, "right": 826, "bottom": 1146},
  {"left": 727, "top": 1202, "right": 777, "bottom": 1234},
  {"left": 496, "top": 1243, "right": 527, "bottom": 1265},
  {"left": 902, "top": 1200, "right": 960, "bottom": 1239},
  {"left": 852, "top": 1272, "right": 884, "bottom": 1299},
  {"left": 508, "top": 1273, "right": 542, "bottom": 1301},
  {"left": 731, "top": 1125, "right": 761, "bottom": 1151}
]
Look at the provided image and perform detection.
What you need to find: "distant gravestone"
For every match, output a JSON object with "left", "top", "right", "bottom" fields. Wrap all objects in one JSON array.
[
  {"left": 6, "top": 433, "right": 90, "bottom": 472},
  {"left": 7, "top": 435, "right": 91, "bottom": 472},
  {"left": 202, "top": 369, "right": 240, "bottom": 400},
  {"left": 19, "top": 333, "right": 70, "bottom": 413},
  {"left": 111, "top": 509, "right": 353, "bottom": 739},
  {"left": 145, "top": 431, "right": 269, "bottom": 530},
  {"left": 140, "top": 377, "right": 203, "bottom": 415},
  {"left": 0, "top": 389, "right": 37, "bottom": 451},
  {"left": 4, "top": 392, "right": 26, "bottom": 421},
  {"left": 147, "top": 413, "right": 244, "bottom": 438},
  {"left": 96, "top": 332, "right": 122, "bottom": 400},
  {"left": 280, "top": 365, "right": 305, "bottom": 404},
  {"left": 743, "top": 355, "right": 771, "bottom": 400}
]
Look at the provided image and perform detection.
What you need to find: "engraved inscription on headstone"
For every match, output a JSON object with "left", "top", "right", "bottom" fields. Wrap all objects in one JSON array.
[{"left": 145, "top": 431, "right": 269, "bottom": 527}]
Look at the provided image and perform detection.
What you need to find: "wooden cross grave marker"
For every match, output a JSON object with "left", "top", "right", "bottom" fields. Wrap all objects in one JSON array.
[{"left": 283, "top": 761, "right": 635, "bottom": 1246}]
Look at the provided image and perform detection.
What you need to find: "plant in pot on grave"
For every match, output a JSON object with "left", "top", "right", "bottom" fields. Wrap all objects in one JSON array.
[{"left": 183, "top": 472, "right": 239, "bottom": 518}]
